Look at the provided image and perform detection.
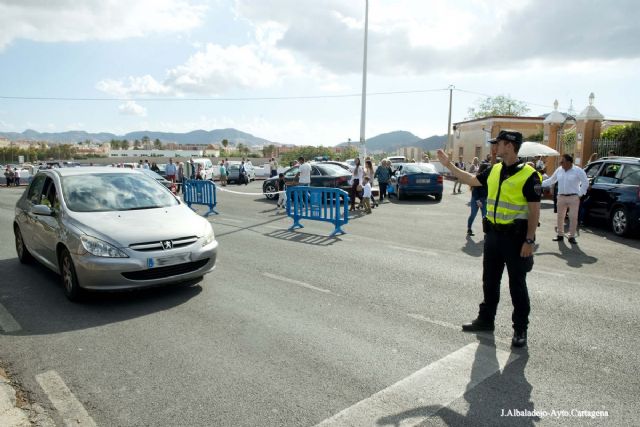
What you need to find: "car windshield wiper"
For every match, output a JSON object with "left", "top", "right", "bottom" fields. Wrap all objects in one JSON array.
[{"left": 121, "top": 205, "right": 164, "bottom": 211}]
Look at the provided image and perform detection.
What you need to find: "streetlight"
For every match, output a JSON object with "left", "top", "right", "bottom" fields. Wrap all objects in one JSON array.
[{"left": 359, "top": 0, "right": 369, "bottom": 158}]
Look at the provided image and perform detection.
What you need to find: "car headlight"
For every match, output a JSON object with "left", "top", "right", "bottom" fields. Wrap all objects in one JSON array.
[
  {"left": 80, "top": 235, "right": 128, "bottom": 258},
  {"left": 202, "top": 227, "right": 215, "bottom": 247}
]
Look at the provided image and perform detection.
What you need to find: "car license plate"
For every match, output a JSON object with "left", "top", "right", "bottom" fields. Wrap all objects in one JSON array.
[
  {"left": 147, "top": 253, "right": 191, "bottom": 269},
  {"left": 416, "top": 179, "right": 430, "bottom": 184}
]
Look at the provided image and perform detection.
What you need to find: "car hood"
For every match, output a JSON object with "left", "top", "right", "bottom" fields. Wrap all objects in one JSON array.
[{"left": 66, "top": 204, "right": 211, "bottom": 247}]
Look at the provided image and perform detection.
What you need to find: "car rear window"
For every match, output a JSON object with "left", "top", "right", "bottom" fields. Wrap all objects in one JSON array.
[
  {"left": 403, "top": 164, "right": 437, "bottom": 174},
  {"left": 62, "top": 173, "right": 178, "bottom": 212}
]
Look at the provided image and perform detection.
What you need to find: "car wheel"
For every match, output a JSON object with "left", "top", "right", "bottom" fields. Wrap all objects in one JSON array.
[
  {"left": 611, "top": 206, "right": 630, "bottom": 236},
  {"left": 14, "top": 225, "right": 33, "bottom": 264},
  {"left": 434, "top": 193, "right": 442, "bottom": 201},
  {"left": 264, "top": 183, "right": 278, "bottom": 200},
  {"left": 59, "top": 248, "right": 84, "bottom": 302}
]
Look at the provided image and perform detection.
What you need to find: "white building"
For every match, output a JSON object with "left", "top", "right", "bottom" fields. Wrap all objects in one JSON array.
[{"left": 109, "top": 149, "right": 204, "bottom": 158}]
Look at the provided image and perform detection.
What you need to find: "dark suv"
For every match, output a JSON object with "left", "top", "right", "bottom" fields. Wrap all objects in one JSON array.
[{"left": 583, "top": 156, "right": 640, "bottom": 236}]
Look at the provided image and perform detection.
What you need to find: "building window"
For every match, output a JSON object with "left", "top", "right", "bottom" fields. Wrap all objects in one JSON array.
[{"left": 475, "top": 146, "right": 482, "bottom": 159}]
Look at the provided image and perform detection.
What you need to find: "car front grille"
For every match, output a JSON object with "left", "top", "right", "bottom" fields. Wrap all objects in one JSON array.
[
  {"left": 129, "top": 236, "right": 198, "bottom": 252},
  {"left": 122, "top": 258, "right": 210, "bottom": 281}
]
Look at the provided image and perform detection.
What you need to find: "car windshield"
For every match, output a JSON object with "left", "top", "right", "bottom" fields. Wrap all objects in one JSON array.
[
  {"left": 229, "top": 165, "right": 240, "bottom": 170},
  {"left": 403, "top": 164, "right": 437, "bottom": 173},
  {"left": 62, "top": 173, "right": 178, "bottom": 212}
]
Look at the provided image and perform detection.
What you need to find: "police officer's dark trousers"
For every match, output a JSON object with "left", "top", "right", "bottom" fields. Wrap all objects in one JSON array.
[{"left": 479, "top": 228, "right": 530, "bottom": 332}]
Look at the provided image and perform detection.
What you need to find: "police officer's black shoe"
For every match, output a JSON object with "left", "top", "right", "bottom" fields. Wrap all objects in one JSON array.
[
  {"left": 512, "top": 330, "right": 527, "bottom": 348},
  {"left": 462, "top": 318, "right": 495, "bottom": 332},
  {"left": 568, "top": 237, "right": 577, "bottom": 244},
  {"left": 552, "top": 235, "right": 564, "bottom": 242}
]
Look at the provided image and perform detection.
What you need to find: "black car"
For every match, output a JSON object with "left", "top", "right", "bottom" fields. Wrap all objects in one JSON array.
[
  {"left": 582, "top": 156, "right": 640, "bottom": 236},
  {"left": 262, "top": 164, "right": 352, "bottom": 200}
]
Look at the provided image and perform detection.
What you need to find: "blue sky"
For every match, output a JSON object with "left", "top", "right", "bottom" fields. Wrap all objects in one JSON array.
[{"left": 0, "top": 0, "right": 639, "bottom": 146}]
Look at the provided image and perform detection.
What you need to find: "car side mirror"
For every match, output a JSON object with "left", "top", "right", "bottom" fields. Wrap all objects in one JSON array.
[{"left": 32, "top": 204, "right": 53, "bottom": 216}]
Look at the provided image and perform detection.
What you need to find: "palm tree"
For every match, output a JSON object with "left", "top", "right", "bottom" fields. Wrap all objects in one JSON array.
[
  {"left": 153, "top": 138, "right": 162, "bottom": 149},
  {"left": 221, "top": 139, "right": 229, "bottom": 154}
]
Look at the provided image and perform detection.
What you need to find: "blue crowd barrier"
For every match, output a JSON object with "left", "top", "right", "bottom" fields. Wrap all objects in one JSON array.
[
  {"left": 183, "top": 179, "right": 218, "bottom": 216},
  {"left": 286, "top": 186, "right": 350, "bottom": 236}
]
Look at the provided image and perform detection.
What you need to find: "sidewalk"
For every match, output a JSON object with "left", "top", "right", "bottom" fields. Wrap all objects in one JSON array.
[{"left": 0, "top": 367, "right": 54, "bottom": 427}]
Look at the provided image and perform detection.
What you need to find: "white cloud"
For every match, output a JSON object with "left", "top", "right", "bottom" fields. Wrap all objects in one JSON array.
[
  {"left": 96, "top": 75, "right": 171, "bottom": 97},
  {"left": 118, "top": 101, "right": 147, "bottom": 116},
  {"left": 0, "top": 0, "right": 206, "bottom": 50}
]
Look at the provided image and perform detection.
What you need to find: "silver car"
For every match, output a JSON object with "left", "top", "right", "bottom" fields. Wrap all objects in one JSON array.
[{"left": 13, "top": 167, "right": 218, "bottom": 301}]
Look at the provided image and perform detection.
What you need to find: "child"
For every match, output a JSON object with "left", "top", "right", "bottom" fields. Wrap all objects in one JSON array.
[
  {"left": 362, "top": 176, "right": 372, "bottom": 214},
  {"left": 275, "top": 173, "right": 287, "bottom": 211}
]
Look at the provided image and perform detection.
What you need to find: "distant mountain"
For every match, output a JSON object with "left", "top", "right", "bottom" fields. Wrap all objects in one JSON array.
[
  {"left": 337, "top": 130, "right": 447, "bottom": 153},
  {"left": 0, "top": 128, "right": 274, "bottom": 147}
]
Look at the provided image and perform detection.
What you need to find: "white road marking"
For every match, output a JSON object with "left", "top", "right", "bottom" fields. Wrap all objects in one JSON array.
[
  {"left": 0, "top": 303, "right": 21, "bottom": 332},
  {"left": 35, "top": 370, "right": 97, "bottom": 427},
  {"left": 407, "top": 313, "right": 511, "bottom": 345},
  {"left": 533, "top": 269, "right": 565, "bottom": 278},
  {"left": 388, "top": 245, "right": 439, "bottom": 256},
  {"left": 213, "top": 217, "right": 244, "bottom": 223},
  {"left": 314, "top": 343, "right": 517, "bottom": 427},
  {"left": 263, "top": 273, "right": 333, "bottom": 295}
]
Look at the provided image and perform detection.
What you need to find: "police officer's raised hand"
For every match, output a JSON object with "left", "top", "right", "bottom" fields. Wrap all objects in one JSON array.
[{"left": 436, "top": 149, "right": 450, "bottom": 166}]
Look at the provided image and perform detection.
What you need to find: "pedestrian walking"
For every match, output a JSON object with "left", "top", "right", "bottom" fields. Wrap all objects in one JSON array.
[
  {"left": 275, "top": 173, "right": 287, "bottom": 210},
  {"left": 296, "top": 157, "right": 311, "bottom": 186},
  {"left": 151, "top": 162, "right": 160, "bottom": 173},
  {"left": 542, "top": 154, "right": 589, "bottom": 244},
  {"left": 437, "top": 130, "right": 541, "bottom": 348},
  {"left": 176, "top": 162, "right": 184, "bottom": 193},
  {"left": 165, "top": 158, "right": 177, "bottom": 183},
  {"left": 362, "top": 176, "right": 373, "bottom": 214},
  {"left": 13, "top": 168, "right": 21, "bottom": 186},
  {"left": 4, "top": 166, "right": 12, "bottom": 187},
  {"left": 270, "top": 157, "right": 278, "bottom": 178},
  {"left": 453, "top": 156, "right": 465, "bottom": 193},
  {"left": 239, "top": 161, "right": 248, "bottom": 185},
  {"left": 219, "top": 161, "right": 227, "bottom": 186},
  {"left": 349, "top": 158, "right": 364, "bottom": 211},
  {"left": 467, "top": 163, "right": 489, "bottom": 236},
  {"left": 364, "top": 159, "right": 378, "bottom": 207},
  {"left": 374, "top": 159, "right": 392, "bottom": 202}
]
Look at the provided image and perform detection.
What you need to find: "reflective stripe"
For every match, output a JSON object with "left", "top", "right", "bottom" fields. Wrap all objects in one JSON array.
[
  {"left": 489, "top": 211, "right": 529, "bottom": 221},
  {"left": 486, "top": 198, "right": 528, "bottom": 213}
]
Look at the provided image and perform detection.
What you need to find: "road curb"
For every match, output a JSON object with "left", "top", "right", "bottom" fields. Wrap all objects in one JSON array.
[{"left": 0, "top": 367, "right": 55, "bottom": 427}]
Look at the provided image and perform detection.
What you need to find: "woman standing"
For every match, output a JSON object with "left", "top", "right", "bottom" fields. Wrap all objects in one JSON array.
[
  {"left": 364, "top": 159, "right": 378, "bottom": 208},
  {"left": 350, "top": 158, "right": 364, "bottom": 211},
  {"left": 374, "top": 159, "right": 392, "bottom": 203}
]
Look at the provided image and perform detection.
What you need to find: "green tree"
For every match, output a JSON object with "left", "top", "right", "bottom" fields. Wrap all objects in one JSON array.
[
  {"left": 122, "top": 139, "right": 130, "bottom": 150},
  {"left": 561, "top": 129, "right": 576, "bottom": 155},
  {"left": 601, "top": 125, "right": 627, "bottom": 141},
  {"left": 526, "top": 128, "right": 544, "bottom": 142},
  {"left": 110, "top": 139, "right": 120, "bottom": 150},
  {"left": 262, "top": 144, "right": 276, "bottom": 158},
  {"left": 153, "top": 138, "right": 162, "bottom": 149},
  {"left": 134, "top": 139, "right": 141, "bottom": 150},
  {"left": 221, "top": 139, "right": 229, "bottom": 153},
  {"left": 619, "top": 123, "right": 640, "bottom": 157},
  {"left": 467, "top": 95, "right": 530, "bottom": 119}
]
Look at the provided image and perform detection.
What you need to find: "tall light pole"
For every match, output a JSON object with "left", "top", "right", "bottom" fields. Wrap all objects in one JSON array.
[
  {"left": 446, "top": 85, "right": 454, "bottom": 155},
  {"left": 359, "top": 0, "right": 369, "bottom": 159}
]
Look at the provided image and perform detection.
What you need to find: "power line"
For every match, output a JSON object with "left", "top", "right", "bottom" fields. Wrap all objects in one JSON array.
[{"left": 0, "top": 87, "right": 448, "bottom": 102}]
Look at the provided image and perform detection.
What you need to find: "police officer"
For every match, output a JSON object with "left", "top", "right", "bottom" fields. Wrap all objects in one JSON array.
[{"left": 437, "top": 130, "right": 541, "bottom": 347}]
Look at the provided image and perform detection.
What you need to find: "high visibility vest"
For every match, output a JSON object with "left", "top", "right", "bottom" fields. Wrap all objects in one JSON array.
[{"left": 486, "top": 163, "right": 536, "bottom": 225}]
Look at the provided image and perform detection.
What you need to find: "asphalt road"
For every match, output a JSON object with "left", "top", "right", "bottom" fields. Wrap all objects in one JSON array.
[{"left": 1, "top": 181, "right": 639, "bottom": 426}]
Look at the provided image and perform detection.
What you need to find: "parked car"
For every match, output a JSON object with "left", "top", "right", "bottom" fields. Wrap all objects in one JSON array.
[
  {"left": 189, "top": 158, "right": 215, "bottom": 180},
  {"left": 384, "top": 156, "right": 407, "bottom": 164},
  {"left": 389, "top": 162, "right": 443, "bottom": 201},
  {"left": 582, "top": 156, "right": 640, "bottom": 236},
  {"left": 13, "top": 167, "right": 218, "bottom": 301},
  {"left": 316, "top": 161, "right": 354, "bottom": 172},
  {"left": 226, "top": 161, "right": 256, "bottom": 184},
  {"left": 141, "top": 168, "right": 173, "bottom": 189},
  {"left": 262, "top": 163, "right": 352, "bottom": 200}
]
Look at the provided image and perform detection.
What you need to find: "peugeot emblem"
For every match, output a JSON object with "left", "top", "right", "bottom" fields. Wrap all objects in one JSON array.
[{"left": 161, "top": 240, "right": 173, "bottom": 250}]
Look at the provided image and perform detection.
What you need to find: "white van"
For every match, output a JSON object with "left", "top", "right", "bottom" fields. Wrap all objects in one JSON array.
[
  {"left": 188, "top": 158, "right": 215, "bottom": 180},
  {"left": 384, "top": 156, "right": 407, "bottom": 164}
]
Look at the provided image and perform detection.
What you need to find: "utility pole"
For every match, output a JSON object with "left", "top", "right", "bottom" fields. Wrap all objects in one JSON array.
[
  {"left": 359, "top": 0, "right": 369, "bottom": 158},
  {"left": 446, "top": 85, "right": 454, "bottom": 154}
]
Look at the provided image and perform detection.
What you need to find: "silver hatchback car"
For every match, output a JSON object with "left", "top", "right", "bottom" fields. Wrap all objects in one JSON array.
[{"left": 14, "top": 167, "right": 218, "bottom": 301}]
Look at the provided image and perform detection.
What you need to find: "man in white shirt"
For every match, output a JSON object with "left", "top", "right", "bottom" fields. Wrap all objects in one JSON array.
[
  {"left": 542, "top": 154, "right": 589, "bottom": 244},
  {"left": 296, "top": 156, "right": 311, "bottom": 186}
]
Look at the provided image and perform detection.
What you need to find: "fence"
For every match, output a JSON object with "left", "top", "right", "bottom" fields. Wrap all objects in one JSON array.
[
  {"left": 287, "top": 186, "right": 350, "bottom": 236},
  {"left": 592, "top": 139, "right": 623, "bottom": 158},
  {"left": 183, "top": 179, "right": 218, "bottom": 216}
]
